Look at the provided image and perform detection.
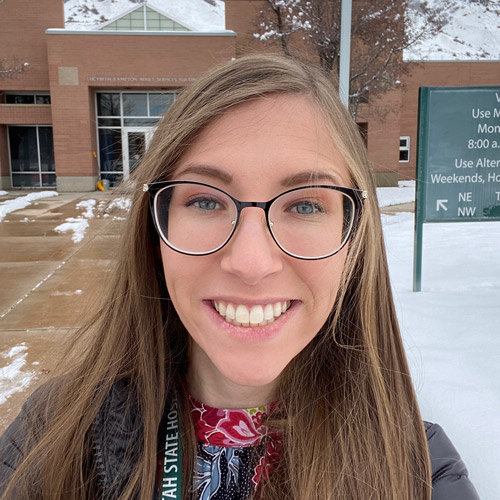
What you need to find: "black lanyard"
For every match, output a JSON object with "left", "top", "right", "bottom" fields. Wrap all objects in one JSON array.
[{"left": 161, "top": 400, "right": 182, "bottom": 499}]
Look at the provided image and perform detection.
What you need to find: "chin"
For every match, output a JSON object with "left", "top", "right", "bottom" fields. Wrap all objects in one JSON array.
[{"left": 221, "top": 363, "right": 283, "bottom": 390}]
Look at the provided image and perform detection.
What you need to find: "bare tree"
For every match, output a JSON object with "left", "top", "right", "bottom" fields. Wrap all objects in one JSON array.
[
  {"left": 0, "top": 58, "right": 29, "bottom": 80},
  {"left": 255, "top": 0, "right": 447, "bottom": 118}
]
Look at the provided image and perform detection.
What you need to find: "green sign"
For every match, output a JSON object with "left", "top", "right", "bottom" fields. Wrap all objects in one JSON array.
[
  {"left": 414, "top": 86, "right": 500, "bottom": 291},
  {"left": 417, "top": 86, "right": 500, "bottom": 222}
]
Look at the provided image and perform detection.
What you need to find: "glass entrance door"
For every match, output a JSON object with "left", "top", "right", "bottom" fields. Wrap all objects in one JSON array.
[{"left": 122, "top": 128, "right": 154, "bottom": 179}]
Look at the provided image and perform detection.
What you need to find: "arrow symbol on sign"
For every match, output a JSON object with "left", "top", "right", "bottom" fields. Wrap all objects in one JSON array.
[{"left": 436, "top": 199, "right": 448, "bottom": 211}]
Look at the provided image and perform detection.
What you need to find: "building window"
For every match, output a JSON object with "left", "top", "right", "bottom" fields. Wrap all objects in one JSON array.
[
  {"left": 8, "top": 126, "right": 56, "bottom": 187},
  {"left": 100, "top": 5, "right": 190, "bottom": 31},
  {"left": 5, "top": 93, "right": 51, "bottom": 105},
  {"left": 96, "top": 91, "right": 177, "bottom": 185},
  {"left": 399, "top": 136, "right": 410, "bottom": 162}
]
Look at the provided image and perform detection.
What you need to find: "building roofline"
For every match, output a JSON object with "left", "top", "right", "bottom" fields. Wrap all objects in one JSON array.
[{"left": 46, "top": 29, "right": 235, "bottom": 36}]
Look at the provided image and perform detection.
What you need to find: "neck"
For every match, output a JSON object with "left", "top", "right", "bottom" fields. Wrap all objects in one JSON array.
[{"left": 186, "top": 350, "right": 276, "bottom": 409}]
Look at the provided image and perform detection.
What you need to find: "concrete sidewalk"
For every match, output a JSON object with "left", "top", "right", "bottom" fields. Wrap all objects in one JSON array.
[{"left": 0, "top": 190, "right": 131, "bottom": 432}]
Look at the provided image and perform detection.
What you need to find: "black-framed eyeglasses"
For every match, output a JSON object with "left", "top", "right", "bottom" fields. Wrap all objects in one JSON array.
[{"left": 144, "top": 181, "right": 367, "bottom": 260}]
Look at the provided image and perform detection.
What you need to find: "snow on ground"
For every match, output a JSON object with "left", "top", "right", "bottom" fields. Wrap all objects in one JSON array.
[
  {"left": 64, "top": 0, "right": 225, "bottom": 31},
  {"left": 406, "top": 0, "right": 500, "bottom": 60},
  {"left": 377, "top": 180, "right": 415, "bottom": 207},
  {"left": 0, "top": 344, "right": 35, "bottom": 406},
  {"left": 0, "top": 191, "right": 58, "bottom": 222},
  {"left": 382, "top": 207, "right": 500, "bottom": 498},
  {"left": 54, "top": 198, "right": 97, "bottom": 243},
  {"left": 54, "top": 217, "right": 90, "bottom": 243},
  {"left": 0, "top": 191, "right": 8, "bottom": 196},
  {"left": 54, "top": 196, "right": 131, "bottom": 242},
  {"left": 75, "top": 199, "right": 96, "bottom": 218}
]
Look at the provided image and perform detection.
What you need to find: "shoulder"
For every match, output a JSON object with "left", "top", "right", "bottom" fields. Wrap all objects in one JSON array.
[
  {"left": 424, "top": 421, "right": 480, "bottom": 500},
  {"left": 0, "top": 379, "right": 61, "bottom": 492}
]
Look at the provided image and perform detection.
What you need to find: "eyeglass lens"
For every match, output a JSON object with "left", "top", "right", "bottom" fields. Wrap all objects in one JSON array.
[{"left": 154, "top": 183, "right": 355, "bottom": 258}]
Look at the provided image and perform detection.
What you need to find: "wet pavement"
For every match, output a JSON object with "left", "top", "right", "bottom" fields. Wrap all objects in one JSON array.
[
  {"left": 0, "top": 189, "right": 414, "bottom": 433},
  {"left": 0, "top": 190, "right": 131, "bottom": 432}
]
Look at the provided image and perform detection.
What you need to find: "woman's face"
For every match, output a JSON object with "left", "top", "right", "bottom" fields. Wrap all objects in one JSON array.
[{"left": 160, "top": 94, "right": 352, "bottom": 405}]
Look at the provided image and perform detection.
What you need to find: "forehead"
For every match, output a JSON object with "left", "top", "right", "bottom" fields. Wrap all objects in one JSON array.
[{"left": 174, "top": 94, "right": 351, "bottom": 191}]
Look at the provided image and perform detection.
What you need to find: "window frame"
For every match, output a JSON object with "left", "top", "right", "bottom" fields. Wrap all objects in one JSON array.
[{"left": 399, "top": 136, "right": 410, "bottom": 163}]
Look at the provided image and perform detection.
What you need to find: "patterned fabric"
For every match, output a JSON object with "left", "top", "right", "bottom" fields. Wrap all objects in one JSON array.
[{"left": 189, "top": 397, "right": 282, "bottom": 500}]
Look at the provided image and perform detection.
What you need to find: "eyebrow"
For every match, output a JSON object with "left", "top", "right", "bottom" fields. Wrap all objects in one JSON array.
[
  {"left": 280, "top": 170, "right": 342, "bottom": 187},
  {"left": 174, "top": 164, "right": 341, "bottom": 187},
  {"left": 174, "top": 164, "right": 233, "bottom": 184}
]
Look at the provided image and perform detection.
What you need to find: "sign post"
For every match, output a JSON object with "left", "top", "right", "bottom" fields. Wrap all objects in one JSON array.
[{"left": 414, "top": 86, "right": 500, "bottom": 291}]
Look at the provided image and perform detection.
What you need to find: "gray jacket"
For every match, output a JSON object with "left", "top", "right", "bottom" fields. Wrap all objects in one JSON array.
[{"left": 0, "top": 381, "right": 481, "bottom": 499}]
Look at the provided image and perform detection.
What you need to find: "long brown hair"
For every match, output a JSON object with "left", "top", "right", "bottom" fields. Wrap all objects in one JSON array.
[{"left": 2, "top": 53, "right": 431, "bottom": 499}]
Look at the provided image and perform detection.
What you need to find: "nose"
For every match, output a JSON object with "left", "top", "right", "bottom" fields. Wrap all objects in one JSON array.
[{"left": 220, "top": 208, "right": 283, "bottom": 285}]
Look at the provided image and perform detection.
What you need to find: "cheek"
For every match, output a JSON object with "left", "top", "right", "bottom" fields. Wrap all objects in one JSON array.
[
  {"left": 160, "top": 243, "right": 193, "bottom": 302},
  {"left": 300, "top": 248, "right": 347, "bottom": 307}
]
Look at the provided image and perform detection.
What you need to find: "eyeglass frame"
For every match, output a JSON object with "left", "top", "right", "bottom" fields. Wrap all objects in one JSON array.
[{"left": 144, "top": 180, "right": 368, "bottom": 261}]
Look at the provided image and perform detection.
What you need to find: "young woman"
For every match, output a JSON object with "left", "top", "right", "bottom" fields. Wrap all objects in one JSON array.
[{"left": 0, "top": 54, "right": 479, "bottom": 500}]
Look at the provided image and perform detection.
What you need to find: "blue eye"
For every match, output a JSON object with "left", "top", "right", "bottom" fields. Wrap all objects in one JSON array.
[
  {"left": 289, "top": 200, "right": 325, "bottom": 215},
  {"left": 186, "top": 197, "right": 223, "bottom": 211}
]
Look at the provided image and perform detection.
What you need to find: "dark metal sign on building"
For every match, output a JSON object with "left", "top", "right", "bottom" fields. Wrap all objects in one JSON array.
[{"left": 414, "top": 86, "right": 500, "bottom": 291}]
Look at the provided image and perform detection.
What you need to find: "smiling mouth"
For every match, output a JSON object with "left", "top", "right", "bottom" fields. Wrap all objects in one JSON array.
[{"left": 212, "top": 300, "right": 292, "bottom": 327}]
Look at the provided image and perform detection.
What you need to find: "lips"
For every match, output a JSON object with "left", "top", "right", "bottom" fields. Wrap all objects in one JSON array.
[{"left": 212, "top": 300, "right": 292, "bottom": 327}]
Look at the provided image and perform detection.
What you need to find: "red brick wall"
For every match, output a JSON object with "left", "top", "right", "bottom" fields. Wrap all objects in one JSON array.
[
  {"left": 0, "top": 105, "right": 52, "bottom": 125},
  {"left": 46, "top": 32, "right": 236, "bottom": 178},
  {"left": 0, "top": 0, "right": 63, "bottom": 91},
  {"left": 225, "top": 0, "right": 265, "bottom": 56},
  {"left": 358, "top": 89, "right": 404, "bottom": 184}
]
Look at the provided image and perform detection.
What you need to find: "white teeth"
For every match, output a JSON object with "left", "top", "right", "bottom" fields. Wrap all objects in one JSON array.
[
  {"left": 212, "top": 300, "right": 291, "bottom": 327},
  {"left": 226, "top": 303, "right": 235, "bottom": 320},
  {"left": 236, "top": 305, "right": 250, "bottom": 325},
  {"left": 273, "top": 302, "right": 281, "bottom": 317},
  {"left": 250, "top": 306, "right": 264, "bottom": 326},
  {"left": 264, "top": 304, "right": 274, "bottom": 321}
]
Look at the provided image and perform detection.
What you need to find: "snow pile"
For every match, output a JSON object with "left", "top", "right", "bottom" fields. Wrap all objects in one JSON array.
[
  {"left": 382, "top": 209, "right": 500, "bottom": 498},
  {"left": 406, "top": 0, "right": 500, "bottom": 61},
  {"left": 377, "top": 180, "right": 415, "bottom": 207},
  {"left": 54, "top": 198, "right": 97, "bottom": 243},
  {"left": 54, "top": 196, "right": 132, "bottom": 242},
  {"left": 54, "top": 218, "right": 89, "bottom": 243},
  {"left": 0, "top": 191, "right": 8, "bottom": 196},
  {"left": 75, "top": 199, "right": 96, "bottom": 218},
  {"left": 64, "top": 0, "right": 225, "bottom": 31},
  {"left": 0, "top": 344, "right": 35, "bottom": 406},
  {"left": 0, "top": 191, "right": 58, "bottom": 222}
]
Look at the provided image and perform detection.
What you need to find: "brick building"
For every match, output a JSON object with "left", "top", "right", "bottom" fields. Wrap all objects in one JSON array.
[
  {"left": 0, "top": 0, "right": 234, "bottom": 191},
  {"left": 1, "top": 0, "right": 499, "bottom": 190}
]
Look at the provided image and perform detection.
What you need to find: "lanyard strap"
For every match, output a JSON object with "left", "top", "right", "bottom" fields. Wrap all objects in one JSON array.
[{"left": 161, "top": 400, "right": 182, "bottom": 499}]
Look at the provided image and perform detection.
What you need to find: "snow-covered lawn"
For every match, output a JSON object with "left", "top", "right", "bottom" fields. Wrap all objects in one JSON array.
[
  {"left": 381, "top": 208, "right": 499, "bottom": 499},
  {"left": 377, "top": 180, "right": 415, "bottom": 207}
]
